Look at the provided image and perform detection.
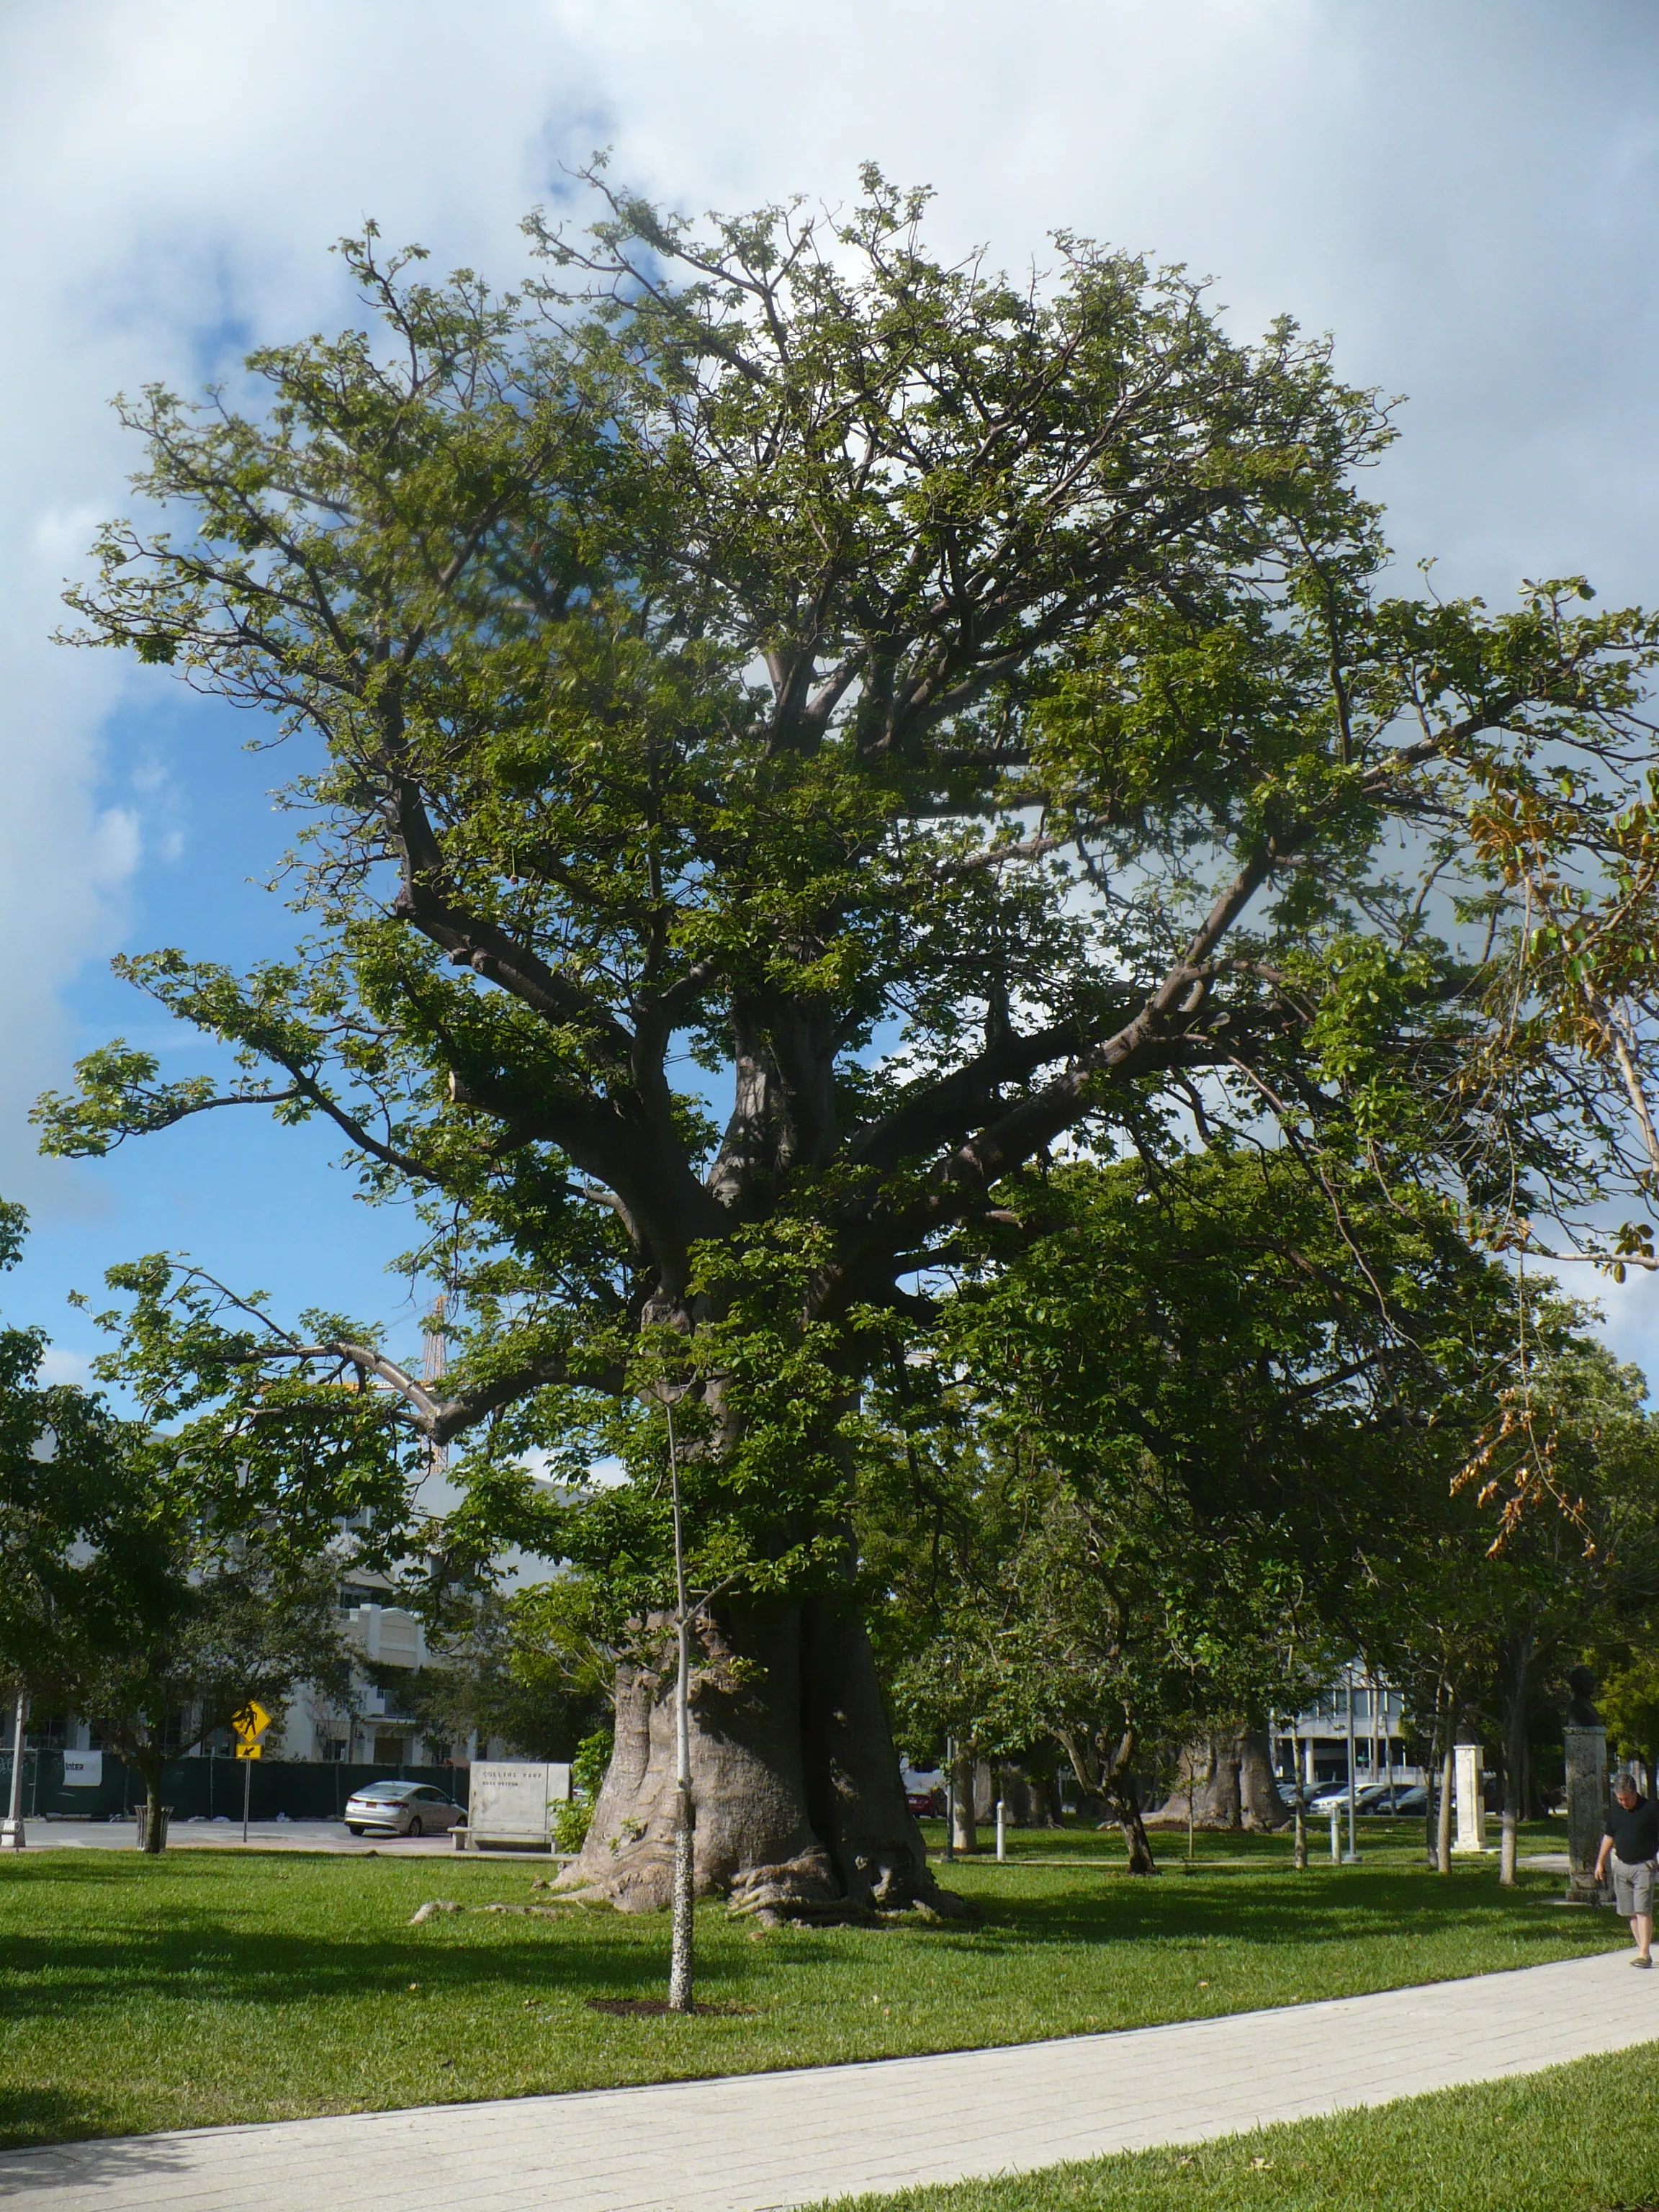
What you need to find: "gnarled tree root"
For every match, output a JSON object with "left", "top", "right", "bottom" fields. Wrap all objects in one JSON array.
[
  {"left": 724, "top": 1851, "right": 976, "bottom": 1929},
  {"left": 408, "top": 1898, "right": 570, "bottom": 1925}
]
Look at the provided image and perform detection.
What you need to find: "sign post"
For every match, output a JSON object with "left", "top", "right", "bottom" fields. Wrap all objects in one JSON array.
[{"left": 231, "top": 1704, "right": 272, "bottom": 1843}]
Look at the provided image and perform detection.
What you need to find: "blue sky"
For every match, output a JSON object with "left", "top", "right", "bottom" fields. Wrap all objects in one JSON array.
[{"left": 6, "top": 0, "right": 1659, "bottom": 1385}]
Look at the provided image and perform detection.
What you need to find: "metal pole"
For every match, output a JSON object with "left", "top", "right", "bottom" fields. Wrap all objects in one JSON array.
[
  {"left": 943, "top": 1737, "right": 956, "bottom": 1863},
  {"left": 1, "top": 1691, "right": 26, "bottom": 1848},
  {"left": 1343, "top": 1665, "right": 1362, "bottom": 1861},
  {"left": 242, "top": 1753, "right": 251, "bottom": 1845},
  {"left": 1382, "top": 1681, "right": 1393, "bottom": 1793}
]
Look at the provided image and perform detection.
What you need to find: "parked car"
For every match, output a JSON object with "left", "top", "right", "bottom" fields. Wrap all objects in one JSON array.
[
  {"left": 907, "top": 1790, "right": 943, "bottom": 1817},
  {"left": 343, "top": 1781, "right": 465, "bottom": 1837},
  {"left": 1308, "top": 1781, "right": 1396, "bottom": 1815},
  {"left": 1381, "top": 1784, "right": 1429, "bottom": 1815}
]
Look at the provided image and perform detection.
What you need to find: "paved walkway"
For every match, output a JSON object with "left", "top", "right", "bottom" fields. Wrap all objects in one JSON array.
[{"left": 0, "top": 1949, "right": 1653, "bottom": 2212}]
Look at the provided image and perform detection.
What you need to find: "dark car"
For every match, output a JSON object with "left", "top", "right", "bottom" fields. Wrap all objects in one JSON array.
[
  {"left": 907, "top": 1789, "right": 943, "bottom": 1817},
  {"left": 1373, "top": 1783, "right": 1429, "bottom": 1815}
]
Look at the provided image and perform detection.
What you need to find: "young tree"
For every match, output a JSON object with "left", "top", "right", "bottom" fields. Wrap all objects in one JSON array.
[
  {"left": 40, "top": 173, "right": 1659, "bottom": 1911},
  {"left": 400, "top": 1579, "right": 610, "bottom": 1763}
]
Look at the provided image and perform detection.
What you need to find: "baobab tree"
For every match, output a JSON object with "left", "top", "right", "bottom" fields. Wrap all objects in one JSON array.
[{"left": 41, "top": 169, "right": 1659, "bottom": 1912}]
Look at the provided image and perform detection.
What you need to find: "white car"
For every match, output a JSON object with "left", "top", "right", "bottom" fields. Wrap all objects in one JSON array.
[{"left": 343, "top": 1781, "right": 465, "bottom": 1838}]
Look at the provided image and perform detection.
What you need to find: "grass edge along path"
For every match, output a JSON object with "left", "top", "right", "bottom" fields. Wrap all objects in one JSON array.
[{"left": 822, "top": 2039, "right": 1659, "bottom": 2212}]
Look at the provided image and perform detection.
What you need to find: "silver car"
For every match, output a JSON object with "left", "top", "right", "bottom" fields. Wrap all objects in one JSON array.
[{"left": 343, "top": 1781, "right": 465, "bottom": 1838}]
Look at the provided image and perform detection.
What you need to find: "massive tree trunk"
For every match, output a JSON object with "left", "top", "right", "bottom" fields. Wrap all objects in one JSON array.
[
  {"left": 1000, "top": 1763, "right": 1061, "bottom": 1828},
  {"left": 1144, "top": 1727, "right": 1288, "bottom": 1832},
  {"left": 558, "top": 1595, "right": 960, "bottom": 1920}
]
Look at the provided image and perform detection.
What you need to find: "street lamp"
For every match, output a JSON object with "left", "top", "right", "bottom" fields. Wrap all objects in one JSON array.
[{"left": 1343, "top": 1665, "right": 1362, "bottom": 1863}]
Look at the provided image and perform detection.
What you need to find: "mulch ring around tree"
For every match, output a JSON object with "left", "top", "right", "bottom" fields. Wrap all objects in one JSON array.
[{"left": 585, "top": 1996, "right": 757, "bottom": 2018}]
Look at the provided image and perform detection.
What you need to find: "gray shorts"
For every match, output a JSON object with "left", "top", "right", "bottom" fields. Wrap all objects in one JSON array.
[{"left": 1611, "top": 1854, "right": 1656, "bottom": 1917}]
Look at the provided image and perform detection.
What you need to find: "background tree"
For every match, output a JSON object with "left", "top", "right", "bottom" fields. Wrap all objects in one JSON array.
[
  {"left": 399, "top": 1578, "right": 610, "bottom": 1763},
  {"left": 1599, "top": 1642, "right": 1659, "bottom": 1789},
  {"left": 68, "top": 1256, "right": 421, "bottom": 1850},
  {"left": 0, "top": 1205, "right": 135, "bottom": 1719},
  {"left": 71, "top": 1542, "right": 351, "bottom": 1851},
  {"left": 40, "top": 172, "right": 1659, "bottom": 1912},
  {"left": 871, "top": 1145, "right": 1557, "bottom": 1854},
  {"left": 1454, "top": 1324, "right": 1659, "bottom": 1884}
]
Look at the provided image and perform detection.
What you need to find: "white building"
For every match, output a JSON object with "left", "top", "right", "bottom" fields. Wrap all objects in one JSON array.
[{"left": 1273, "top": 1671, "right": 1419, "bottom": 1790}]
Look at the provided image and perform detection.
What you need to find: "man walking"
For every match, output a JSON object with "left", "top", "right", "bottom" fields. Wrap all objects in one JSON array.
[{"left": 1594, "top": 1769, "right": 1659, "bottom": 1967}]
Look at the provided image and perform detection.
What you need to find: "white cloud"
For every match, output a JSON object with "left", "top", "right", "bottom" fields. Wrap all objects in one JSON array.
[{"left": 36, "top": 1346, "right": 93, "bottom": 1388}]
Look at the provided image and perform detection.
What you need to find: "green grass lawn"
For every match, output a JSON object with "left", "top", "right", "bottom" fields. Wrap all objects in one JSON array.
[
  {"left": 0, "top": 1820, "right": 1628, "bottom": 2152},
  {"left": 827, "top": 2042, "right": 1659, "bottom": 2212}
]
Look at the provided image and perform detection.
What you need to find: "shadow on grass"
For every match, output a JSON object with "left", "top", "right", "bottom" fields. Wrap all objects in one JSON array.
[
  {"left": 918, "top": 1868, "right": 1612, "bottom": 1963},
  {"left": 0, "top": 1851, "right": 704, "bottom": 2025},
  {"left": 0, "top": 1845, "right": 1616, "bottom": 2033},
  {"left": 0, "top": 2090, "right": 153, "bottom": 2165}
]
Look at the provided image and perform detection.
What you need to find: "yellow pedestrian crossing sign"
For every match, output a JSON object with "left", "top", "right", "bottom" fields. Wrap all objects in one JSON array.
[{"left": 231, "top": 1703, "right": 272, "bottom": 1760}]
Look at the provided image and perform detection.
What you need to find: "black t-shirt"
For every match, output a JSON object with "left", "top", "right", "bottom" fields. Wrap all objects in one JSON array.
[{"left": 1605, "top": 1794, "right": 1659, "bottom": 1863}]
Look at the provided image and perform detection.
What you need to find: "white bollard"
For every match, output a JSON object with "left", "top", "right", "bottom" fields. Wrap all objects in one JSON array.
[
  {"left": 995, "top": 1799, "right": 1006, "bottom": 1862},
  {"left": 1329, "top": 1804, "right": 1340, "bottom": 1863}
]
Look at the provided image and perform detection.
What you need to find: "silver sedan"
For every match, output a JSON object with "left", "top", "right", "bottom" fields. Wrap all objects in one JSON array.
[{"left": 343, "top": 1781, "right": 465, "bottom": 1837}]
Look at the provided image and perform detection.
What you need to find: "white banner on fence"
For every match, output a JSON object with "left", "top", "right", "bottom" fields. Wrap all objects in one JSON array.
[{"left": 62, "top": 1751, "right": 102, "bottom": 1787}]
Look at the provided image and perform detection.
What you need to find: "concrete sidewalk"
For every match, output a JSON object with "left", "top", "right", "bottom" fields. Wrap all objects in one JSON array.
[{"left": 0, "top": 1949, "right": 1652, "bottom": 2212}]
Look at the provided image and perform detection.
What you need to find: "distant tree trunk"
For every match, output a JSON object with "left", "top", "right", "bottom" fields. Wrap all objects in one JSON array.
[
  {"left": 1099, "top": 1728, "right": 1158, "bottom": 1874},
  {"left": 1053, "top": 1725, "right": 1158, "bottom": 1870},
  {"left": 950, "top": 1748, "right": 978, "bottom": 1854},
  {"left": 999, "top": 1763, "right": 1061, "bottom": 1827},
  {"left": 1107, "top": 1771, "right": 1158, "bottom": 1874},
  {"left": 1027, "top": 1767, "right": 1061, "bottom": 1827},
  {"left": 137, "top": 1752, "right": 167, "bottom": 1853},
  {"left": 1144, "top": 1727, "right": 1288, "bottom": 1831},
  {"left": 1437, "top": 1739, "right": 1455, "bottom": 1874}
]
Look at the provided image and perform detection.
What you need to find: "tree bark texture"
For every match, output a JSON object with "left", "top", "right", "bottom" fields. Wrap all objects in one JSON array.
[
  {"left": 1144, "top": 1728, "right": 1288, "bottom": 1832},
  {"left": 140, "top": 1763, "right": 167, "bottom": 1854},
  {"left": 559, "top": 1597, "right": 954, "bottom": 1920},
  {"left": 999, "top": 1763, "right": 1061, "bottom": 1827},
  {"left": 1437, "top": 1742, "right": 1455, "bottom": 1874},
  {"left": 1107, "top": 1773, "right": 1159, "bottom": 1874}
]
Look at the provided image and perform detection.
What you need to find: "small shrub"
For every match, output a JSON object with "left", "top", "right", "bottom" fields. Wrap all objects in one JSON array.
[{"left": 554, "top": 1726, "right": 614, "bottom": 1852}]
